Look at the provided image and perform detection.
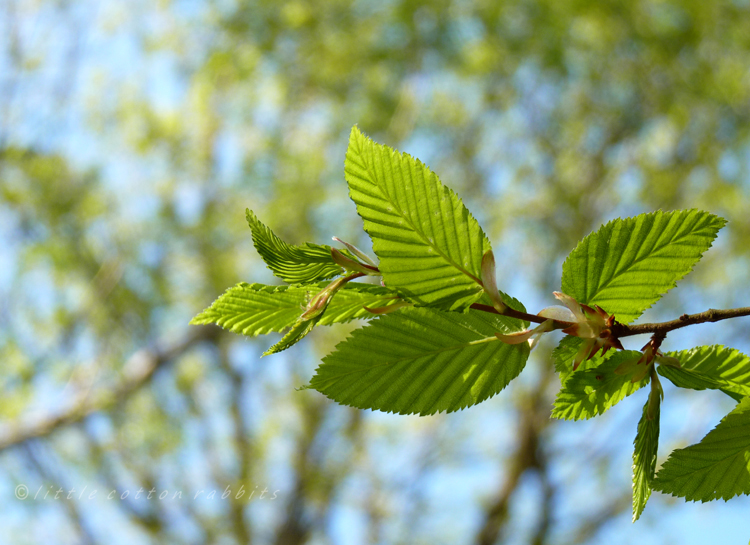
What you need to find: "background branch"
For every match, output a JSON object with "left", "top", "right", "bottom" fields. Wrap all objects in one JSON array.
[{"left": 0, "top": 327, "right": 219, "bottom": 452}]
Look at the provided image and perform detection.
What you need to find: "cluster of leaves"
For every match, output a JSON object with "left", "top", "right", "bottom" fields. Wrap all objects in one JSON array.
[{"left": 193, "top": 127, "right": 750, "bottom": 522}]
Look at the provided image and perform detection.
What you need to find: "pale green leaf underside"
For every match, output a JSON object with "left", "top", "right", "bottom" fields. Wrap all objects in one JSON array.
[
  {"left": 658, "top": 345, "right": 750, "bottom": 400},
  {"left": 552, "top": 351, "right": 648, "bottom": 420},
  {"left": 190, "top": 282, "right": 402, "bottom": 336},
  {"left": 653, "top": 397, "right": 750, "bottom": 502},
  {"left": 561, "top": 210, "right": 725, "bottom": 324},
  {"left": 246, "top": 209, "right": 345, "bottom": 284},
  {"left": 344, "top": 126, "right": 492, "bottom": 311},
  {"left": 632, "top": 393, "right": 660, "bottom": 522},
  {"left": 309, "top": 305, "right": 530, "bottom": 415}
]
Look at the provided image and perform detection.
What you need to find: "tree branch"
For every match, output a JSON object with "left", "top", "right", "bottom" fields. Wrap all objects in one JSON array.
[
  {"left": 474, "top": 369, "right": 553, "bottom": 545},
  {"left": 612, "top": 307, "right": 750, "bottom": 338},
  {"left": 470, "top": 303, "right": 561, "bottom": 326},
  {"left": 471, "top": 302, "right": 750, "bottom": 339},
  {"left": 0, "top": 326, "right": 219, "bottom": 452}
]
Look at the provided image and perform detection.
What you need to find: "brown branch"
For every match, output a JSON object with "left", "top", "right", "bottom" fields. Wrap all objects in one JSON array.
[
  {"left": 471, "top": 302, "right": 750, "bottom": 339},
  {"left": 474, "top": 369, "right": 553, "bottom": 545},
  {"left": 0, "top": 326, "right": 219, "bottom": 452},
  {"left": 612, "top": 306, "right": 750, "bottom": 338},
  {"left": 469, "top": 303, "right": 569, "bottom": 327},
  {"left": 363, "top": 260, "right": 750, "bottom": 338}
]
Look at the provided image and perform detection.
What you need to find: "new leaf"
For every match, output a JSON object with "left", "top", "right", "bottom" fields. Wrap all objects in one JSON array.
[
  {"left": 658, "top": 345, "right": 750, "bottom": 401},
  {"left": 344, "top": 126, "right": 492, "bottom": 311},
  {"left": 561, "top": 210, "right": 725, "bottom": 323},
  {"left": 191, "top": 282, "right": 402, "bottom": 337},
  {"left": 552, "top": 335, "right": 609, "bottom": 385},
  {"left": 308, "top": 305, "right": 529, "bottom": 415},
  {"left": 552, "top": 351, "right": 648, "bottom": 420},
  {"left": 246, "top": 209, "right": 347, "bottom": 284},
  {"left": 263, "top": 314, "right": 321, "bottom": 356},
  {"left": 652, "top": 397, "right": 750, "bottom": 502},
  {"left": 632, "top": 386, "right": 660, "bottom": 522}
]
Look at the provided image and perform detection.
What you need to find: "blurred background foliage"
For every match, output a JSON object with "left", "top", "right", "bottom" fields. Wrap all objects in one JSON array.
[{"left": 2, "top": 0, "right": 750, "bottom": 543}]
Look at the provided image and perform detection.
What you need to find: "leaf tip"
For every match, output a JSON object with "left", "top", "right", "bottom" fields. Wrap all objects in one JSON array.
[
  {"left": 349, "top": 124, "right": 365, "bottom": 142},
  {"left": 188, "top": 315, "right": 203, "bottom": 326}
]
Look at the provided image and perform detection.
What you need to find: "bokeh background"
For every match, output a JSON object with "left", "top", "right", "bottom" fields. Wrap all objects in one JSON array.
[{"left": 2, "top": 0, "right": 750, "bottom": 543}]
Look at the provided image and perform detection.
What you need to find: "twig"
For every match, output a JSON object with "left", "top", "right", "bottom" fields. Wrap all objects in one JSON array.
[
  {"left": 469, "top": 303, "right": 567, "bottom": 327},
  {"left": 471, "top": 302, "right": 750, "bottom": 339},
  {"left": 612, "top": 307, "right": 750, "bottom": 338}
]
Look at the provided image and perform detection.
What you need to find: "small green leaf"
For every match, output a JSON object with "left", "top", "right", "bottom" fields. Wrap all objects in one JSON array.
[
  {"left": 552, "top": 351, "right": 648, "bottom": 420},
  {"left": 658, "top": 345, "right": 750, "bottom": 400},
  {"left": 246, "top": 209, "right": 347, "bottom": 284},
  {"left": 652, "top": 397, "right": 750, "bottom": 502},
  {"left": 309, "top": 303, "right": 530, "bottom": 415},
  {"left": 561, "top": 210, "right": 725, "bottom": 323},
  {"left": 632, "top": 382, "right": 661, "bottom": 522},
  {"left": 344, "top": 126, "right": 492, "bottom": 311},
  {"left": 552, "top": 336, "right": 582, "bottom": 377},
  {"left": 263, "top": 314, "right": 321, "bottom": 356},
  {"left": 191, "top": 282, "right": 403, "bottom": 336},
  {"left": 552, "top": 335, "right": 608, "bottom": 384}
]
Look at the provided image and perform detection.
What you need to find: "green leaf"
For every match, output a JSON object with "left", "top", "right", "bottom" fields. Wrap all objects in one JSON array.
[
  {"left": 720, "top": 390, "right": 746, "bottom": 403},
  {"left": 632, "top": 385, "right": 661, "bottom": 522},
  {"left": 561, "top": 210, "right": 725, "bottom": 323},
  {"left": 652, "top": 397, "right": 750, "bottom": 502},
  {"left": 344, "top": 126, "right": 492, "bottom": 311},
  {"left": 658, "top": 345, "right": 750, "bottom": 400},
  {"left": 552, "top": 335, "right": 608, "bottom": 384},
  {"left": 190, "top": 282, "right": 403, "bottom": 336},
  {"left": 246, "top": 209, "right": 346, "bottom": 284},
  {"left": 308, "top": 304, "right": 530, "bottom": 415},
  {"left": 263, "top": 314, "right": 321, "bottom": 356},
  {"left": 552, "top": 336, "right": 582, "bottom": 377},
  {"left": 552, "top": 351, "right": 648, "bottom": 420},
  {"left": 476, "top": 290, "right": 527, "bottom": 316}
]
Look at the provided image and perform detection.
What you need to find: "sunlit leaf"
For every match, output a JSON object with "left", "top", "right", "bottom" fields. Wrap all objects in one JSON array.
[
  {"left": 344, "top": 126, "right": 492, "bottom": 311},
  {"left": 561, "top": 210, "right": 725, "bottom": 323},
  {"left": 658, "top": 345, "right": 750, "bottom": 401},
  {"left": 309, "top": 303, "right": 529, "bottom": 415},
  {"left": 632, "top": 386, "right": 660, "bottom": 521},
  {"left": 246, "top": 209, "right": 347, "bottom": 283},
  {"left": 552, "top": 351, "right": 648, "bottom": 420},
  {"left": 190, "top": 282, "right": 402, "bottom": 336},
  {"left": 263, "top": 314, "right": 321, "bottom": 356},
  {"left": 653, "top": 398, "right": 750, "bottom": 502},
  {"left": 552, "top": 335, "right": 609, "bottom": 384}
]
